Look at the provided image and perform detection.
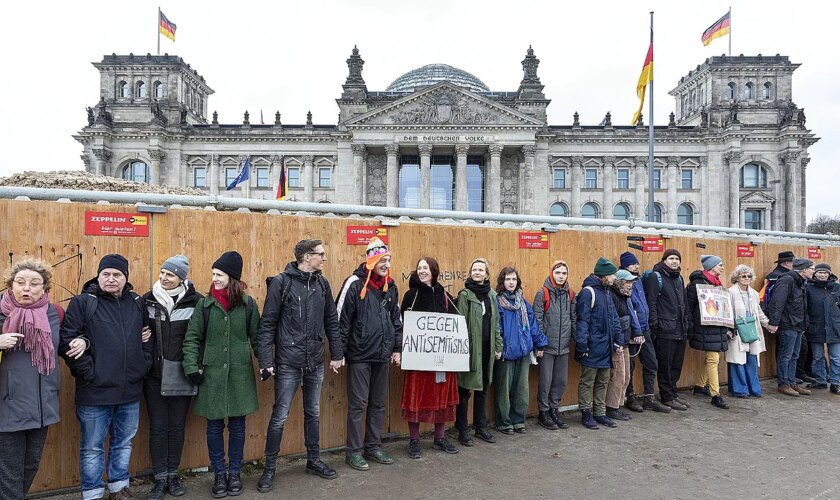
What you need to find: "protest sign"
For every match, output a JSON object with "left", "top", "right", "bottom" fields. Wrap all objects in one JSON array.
[
  {"left": 695, "top": 284, "right": 734, "bottom": 328},
  {"left": 401, "top": 311, "right": 469, "bottom": 371}
]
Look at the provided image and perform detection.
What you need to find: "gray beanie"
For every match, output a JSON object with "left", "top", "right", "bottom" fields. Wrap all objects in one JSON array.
[
  {"left": 701, "top": 254, "right": 722, "bottom": 271},
  {"left": 792, "top": 258, "right": 814, "bottom": 271},
  {"left": 161, "top": 254, "right": 190, "bottom": 281}
]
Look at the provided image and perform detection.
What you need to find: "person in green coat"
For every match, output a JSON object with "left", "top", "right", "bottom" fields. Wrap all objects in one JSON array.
[
  {"left": 454, "top": 258, "right": 503, "bottom": 447},
  {"left": 183, "top": 251, "right": 260, "bottom": 498}
]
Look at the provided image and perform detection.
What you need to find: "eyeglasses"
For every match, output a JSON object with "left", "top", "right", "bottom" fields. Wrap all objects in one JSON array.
[
  {"left": 13, "top": 279, "right": 44, "bottom": 287},
  {"left": 739, "top": 274, "right": 753, "bottom": 279},
  {"left": 306, "top": 252, "right": 327, "bottom": 259}
]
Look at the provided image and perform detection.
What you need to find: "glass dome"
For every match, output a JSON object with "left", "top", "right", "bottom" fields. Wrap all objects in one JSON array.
[{"left": 385, "top": 64, "right": 489, "bottom": 93}]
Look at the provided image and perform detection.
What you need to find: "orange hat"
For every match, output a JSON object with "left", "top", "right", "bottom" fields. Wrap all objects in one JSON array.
[
  {"left": 360, "top": 237, "right": 391, "bottom": 299},
  {"left": 549, "top": 260, "right": 569, "bottom": 287}
]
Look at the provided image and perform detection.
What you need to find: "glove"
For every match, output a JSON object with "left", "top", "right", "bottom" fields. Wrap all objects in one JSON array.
[
  {"left": 187, "top": 372, "right": 205, "bottom": 385},
  {"left": 260, "top": 368, "right": 273, "bottom": 381}
]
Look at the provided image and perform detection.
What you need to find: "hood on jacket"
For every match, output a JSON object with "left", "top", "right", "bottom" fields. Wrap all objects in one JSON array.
[
  {"left": 544, "top": 275, "right": 571, "bottom": 292},
  {"left": 582, "top": 274, "right": 606, "bottom": 290},
  {"left": 812, "top": 274, "right": 838, "bottom": 288},
  {"left": 284, "top": 260, "right": 325, "bottom": 283},
  {"left": 689, "top": 270, "right": 709, "bottom": 283}
]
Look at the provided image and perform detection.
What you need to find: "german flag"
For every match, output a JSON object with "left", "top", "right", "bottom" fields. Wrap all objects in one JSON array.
[
  {"left": 631, "top": 42, "right": 653, "bottom": 125},
  {"left": 701, "top": 12, "right": 730, "bottom": 46},
  {"left": 276, "top": 158, "right": 288, "bottom": 201},
  {"left": 159, "top": 11, "right": 177, "bottom": 42}
]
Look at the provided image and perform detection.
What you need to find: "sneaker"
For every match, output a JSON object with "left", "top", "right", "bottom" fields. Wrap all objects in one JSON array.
[
  {"left": 408, "top": 439, "right": 422, "bottom": 459},
  {"left": 606, "top": 407, "right": 630, "bottom": 421},
  {"left": 548, "top": 408, "right": 569, "bottom": 429},
  {"left": 693, "top": 385, "right": 711, "bottom": 397},
  {"left": 148, "top": 479, "right": 166, "bottom": 500},
  {"left": 513, "top": 427, "right": 528, "bottom": 434},
  {"left": 674, "top": 397, "right": 691, "bottom": 408},
  {"left": 777, "top": 384, "right": 800, "bottom": 397},
  {"left": 580, "top": 409, "right": 599, "bottom": 430},
  {"left": 538, "top": 411, "right": 559, "bottom": 430},
  {"left": 109, "top": 487, "right": 136, "bottom": 500},
  {"left": 211, "top": 473, "right": 228, "bottom": 498},
  {"left": 345, "top": 454, "right": 370, "bottom": 471},
  {"left": 593, "top": 415, "right": 617, "bottom": 428},
  {"left": 167, "top": 474, "right": 186, "bottom": 497},
  {"left": 363, "top": 449, "right": 394, "bottom": 465},
  {"left": 457, "top": 430, "right": 474, "bottom": 447},
  {"left": 257, "top": 468, "right": 275, "bottom": 493},
  {"left": 642, "top": 395, "right": 672, "bottom": 413},
  {"left": 807, "top": 382, "right": 828, "bottom": 389},
  {"left": 831, "top": 384, "right": 840, "bottom": 395},
  {"left": 799, "top": 374, "right": 817, "bottom": 384},
  {"left": 227, "top": 473, "right": 243, "bottom": 497},
  {"left": 497, "top": 427, "right": 514, "bottom": 435},
  {"left": 664, "top": 399, "right": 687, "bottom": 411},
  {"left": 624, "top": 394, "right": 644, "bottom": 413},
  {"left": 305, "top": 459, "right": 337, "bottom": 479},
  {"left": 711, "top": 395, "right": 730, "bottom": 409},
  {"left": 792, "top": 384, "right": 812, "bottom": 396},
  {"left": 433, "top": 438, "right": 459, "bottom": 454},
  {"left": 474, "top": 427, "right": 496, "bottom": 443}
]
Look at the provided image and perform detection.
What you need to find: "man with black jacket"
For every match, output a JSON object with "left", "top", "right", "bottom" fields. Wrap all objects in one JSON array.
[
  {"left": 767, "top": 258, "right": 815, "bottom": 397},
  {"left": 59, "top": 254, "right": 152, "bottom": 500},
  {"left": 257, "top": 239, "right": 342, "bottom": 491},
  {"left": 335, "top": 237, "right": 402, "bottom": 471}
]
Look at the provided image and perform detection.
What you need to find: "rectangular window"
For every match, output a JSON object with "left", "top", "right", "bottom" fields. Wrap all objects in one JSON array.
[
  {"left": 744, "top": 209, "right": 763, "bottom": 230},
  {"left": 616, "top": 169, "right": 630, "bottom": 189},
  {"left": 225, "top": 167, "right": 238, "bottom": 187},
  {"left": 287, "top": 167, "right": 300, "bottom": 188},
  {"left": 552, "top": 168, "right": 566, "bottom": 189},
  {"left": 319, "top": 167, "right": 331, "bottom": 188},
  {"left": 467, "top": 155, "right": 485, "bottom": 212},
  {"left": 399, "top": 157, "right": 420, "bottom": 209},
  {"left": 681, "top": 169, "right": 694, "bottom": 189},
  {"left": 193, "top": 167, "right": 206, "bottom": 188},
  {"left": 653, "top": 169, "right": 662, "bottom": 190},
  {"left": 585, "top": 168, "right": 598, "bottom": 189},
  {"left": 430, "top": 157, "right": 454, "bottom": 210},
  {"left": 256, "top": 167, "right": 269, "bottom": 188}
]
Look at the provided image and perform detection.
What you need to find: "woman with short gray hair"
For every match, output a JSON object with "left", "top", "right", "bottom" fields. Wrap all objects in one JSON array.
[{"left": 726, "top": 264, "right": 770, "bottom": 398}]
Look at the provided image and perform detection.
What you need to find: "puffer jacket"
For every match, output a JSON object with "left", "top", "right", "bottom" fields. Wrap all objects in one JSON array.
[
  {"left": 574, "top": 274, "right": 623, "bottom": 369},
  {"left": 533, "top": 277, "right": 577, "bottom": 356},
  {"left": 143, "top": 282, "right": 203, "bottom": 379},
  {"left": 686, "top": 270, "right": 730, "bottom": 352},
  {"left": 806, "top": 275, "right": 840, "bottom": 343},
  {"left": 645, "top": 262, "right": 688, "bottom": 340},
  {"left": 336, "top": 263, "right": 402, "bottom": 363},
  {"left": 257, "top": 261, "right": 341, "bottom": 372},
  {"left": 497, "top": 290, "right": 547, "bottom": 361},
  {"left": 767, "top": 270, "right": 809, "bottom": 332}
]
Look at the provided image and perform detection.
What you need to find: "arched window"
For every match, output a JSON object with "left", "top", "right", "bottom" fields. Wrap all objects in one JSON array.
[
  {"left": 726, "top": 82, "right": 736, "bottom": 100},
  {"left": 612, "top": 202, "right": 631, "bottom": 220},
  {"left": 153, "top": 81, "right": 164, "bottom": 98},
  {"left": 122, "top": 161, "right": 149, "bottom": 184},
  {"left": 581, "top": 202, "right": 600, "bottom": 219},
  {"left": 677, "top": 203, "right": 694, "bottom": 225},
  {"left": 136, "top": 81, "right": 147, "bottom": 98},
  {"left": 549, "top": 202, "right": 568, "bottom": 217},
  {"left": 740, "top": 164, "right": 768, "bottom": 188},
  {"left": 118, "top": 81, "right": 129, "bottom": 98},
  {"left": 744, "top": 82, "right": 754, "bottom": 100},
  {"left": 646, "top": 203, "right": 663, "bottom": 223},
  {"left": 697, "top": 84, "right": 704, "bottom": 106},
  {"left": 762, "top": 82, "right": 771, "bottom": 99}
]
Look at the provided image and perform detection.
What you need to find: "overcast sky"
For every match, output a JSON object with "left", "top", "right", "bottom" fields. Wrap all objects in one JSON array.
[{"left": 1, "top": 1, "right": 836, "bottom": 220}]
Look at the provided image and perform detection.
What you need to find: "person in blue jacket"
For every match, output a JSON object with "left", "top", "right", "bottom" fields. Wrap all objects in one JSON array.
[
  {"left": 494, "top": 266, "right": 547, "bottom": 434},
  {"left": 575, "top": 257, "right": 623, "bottom": 430}
]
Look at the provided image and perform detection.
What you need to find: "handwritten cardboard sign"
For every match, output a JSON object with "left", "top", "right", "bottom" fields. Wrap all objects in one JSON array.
[
  {"left": 401, "top": 311, "right": 469, "bottom": 372},
  {"left": 696, "top": 284, "right": 734, "bottom": 328}
]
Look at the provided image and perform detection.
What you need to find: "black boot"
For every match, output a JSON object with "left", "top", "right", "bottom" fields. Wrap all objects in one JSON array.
[
  {"left": 168, "top": 474, "right": 186, "bottom": 497},
  {"left": 257, "top": 468, "right": 276, "bottom": 493},
  {"left": 538, "top": 411, "right": 559, "bottom": 430},
  {"left": 642, "top": 395, "right": 672, "bottom": 413},
  {"left": 148, "top": 478, "right": 167, "bottom": 500},
  {"left": 711, "top": 395, "right": 730, "bottom": 409},
  {"left": 306, "top": 459, "right": 337, "bottom": 479},
  {"left": 624, "top": 394, "right": 644, "bottom": 413},
  {"left": 606, "top": 407, "right": 630, "bottom": 421},
  {"left": 831, "top": 384, "right": 840, "bottom": 395},
  {"left": 212, "top": 473, "right": 228, "bottom": 498},
  {"left": 227, "top": 472, "right": 243, "bottom": 496},
  {"left": 548, "top": 408, "right": 569, "bottom": 429}
]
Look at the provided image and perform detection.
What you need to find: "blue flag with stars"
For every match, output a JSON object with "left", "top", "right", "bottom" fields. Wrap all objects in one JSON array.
[{"left": 226, "top": 157, "right": 251, "bottom": 190}]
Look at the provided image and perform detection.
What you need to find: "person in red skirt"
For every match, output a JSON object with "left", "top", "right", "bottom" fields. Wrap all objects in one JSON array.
[{"left": 400, "top": 257, "right": 460, "bottom": 459}]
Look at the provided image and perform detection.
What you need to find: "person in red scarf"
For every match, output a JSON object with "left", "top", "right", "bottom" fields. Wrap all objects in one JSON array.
[
  {"left": 0, "top": 257, "right": 62, "bottom": 498},
  {"left": 686, "top": 254, "right": 732, "bottom": 410}
]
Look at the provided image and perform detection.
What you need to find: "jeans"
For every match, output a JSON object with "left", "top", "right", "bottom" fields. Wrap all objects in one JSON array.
[
  {"left": 346, "top": 362, "right": 389, "bottom": 455},
  {"left": 728, "top": 355, "right": 762, "bottom": 396},
  {"left": 264, "top": 364, "right": 324, "bottom": 468},
  {"left": 811, "top": 342, "right": 840, "bottom": 385},
  {"left": 696, "top": 351, "right": 722, "bottom": 397},
  {"left": 493, "top": 356, "right": 530, "bottom": 430},
  {"left": 206, "top": 416, "right": 246, "bottom": 475},
  {"left": 627, "top": 333, "right": 658, "bottom": 397},
  {"left": 143, "top": 377, "right": 192, "bottom": 478},
  {"left": 654, "top": 337, "right": 687, "bottom": 402},
  {"left": 537, "top": 353, "right": 568, "bottom": 411},
  {"left": 76, "top": 402, "right": 140, "bottom": 500},
  {"left": 578, "top": 366, "right": 610, "bottom": 416},
  {"left": 777, "top": 329, "right": 803, "bottom": 386},
  {"left": 0, "top": 426, "right": 49, "bottom": 499}
]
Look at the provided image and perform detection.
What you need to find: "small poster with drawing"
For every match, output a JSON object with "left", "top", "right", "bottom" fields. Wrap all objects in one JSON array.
[{"left": 695, "top": 284, "right": 734, "bottom": 328}]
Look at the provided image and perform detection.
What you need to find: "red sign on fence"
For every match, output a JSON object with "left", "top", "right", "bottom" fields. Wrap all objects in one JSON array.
[
  {"left": 346, "top": 226, "right": 389, "bottom": 245},
  {"left": 642, "top": 238, "right": 664, "bottom": 252},
  {"left": 518, "top": 232, "right": 549, "bottom": 249},
  {"left": 737, "top": 244, "right": 755, "bottom": 257},
  {"left": 808, "top": 247, "right": 822, "bottom": 259},
  {"left": 84, "top": 211, "right": 149, "bottom": 237}
]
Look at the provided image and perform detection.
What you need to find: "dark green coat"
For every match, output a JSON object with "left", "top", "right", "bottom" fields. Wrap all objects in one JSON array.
[
  {"left": 183, "top": 294, "right": 260, "bottom": 420},
  {"left": 455, "top": 288, "right": 503, "bottom": 391}
]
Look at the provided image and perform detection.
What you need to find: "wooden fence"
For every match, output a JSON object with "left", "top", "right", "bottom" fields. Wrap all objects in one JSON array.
[{"left": 1, "top": 198, "right": 836, "bottom": 493}]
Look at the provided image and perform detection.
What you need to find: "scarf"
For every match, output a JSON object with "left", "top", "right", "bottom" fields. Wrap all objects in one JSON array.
[
  {"left": 0, "top": 291, "right": 55, "bottom": 375},
  {"left": 497, "top": 289, "right": 529, "bottom": 333},
  {"left": 464, "top": 279, "right": 491, "bottom": 298},
  {"left": 702, "top": 270, "right": 722, "bottom": 287},
  {"left": 211, "top": 286, "right": 230, "bottom": 312},
  {"left": 152, "top": 280, "right": 186, "bottom": 315},
  {"left": 367, "top": 270, "right": 392, "bottom": 292}
]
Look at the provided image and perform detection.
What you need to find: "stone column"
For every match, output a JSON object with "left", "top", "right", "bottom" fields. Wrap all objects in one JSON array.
[
  {"left": 724, "top": 151, "right": 742, "bottom": 227},
  {"left": 800, "top": 156, "right": 809, "bottom": 231},
  {"left": 570, "top": 155, "right": 583, "bottom": 217},
  {"left": 209, "top": 154, "right": 220, "bottom": 195},
  {"left": 780, "top": 151, "right": 800, "bottom": 232},
  {"left": 270, "top": 155, "right": 281, "bottom": 194},
  {"left": 521, "top": 145, "right": 536, "bottom": 215},
  {"left": 602, "top": 155, "right": 615, "bottom": 218},
  {"left": 303, "top": 155, "right": 315, "bottom": 202},
  {"left": 634, "top": 157, "right": 646, "bottom": 218},
  {"left": 666, "top": 156, "right": 680, "bottom": 223},
  {"left": 148, "top": 148, "right": 165, "bottom": 185},
  {"left": 418, "top": 144, "right": 433, "bottom": 210},
  {"left": 239, "top": 155, "right": 251, "bottom": 198},
  {"left": 351, "top": 144, "right": 366, "bottom": 205},
  {"left": 698, "top": 158, "right": 707, "bottom": 226},
  {"left": 455, "top": 144, "right": 470, "bottom": 211},
  {"left": 487, "top": 144, "right": 503, "bottom": 213},
  {"left": 92, "top": 148, "right": 111, "bottom": 177},
  {"left": 385, "top": 144, "right": 400, "bottom": 207}
]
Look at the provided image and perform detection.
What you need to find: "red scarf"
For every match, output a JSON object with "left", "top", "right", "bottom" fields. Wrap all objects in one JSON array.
[
  {"left": 0, "top": 291, "right": 55, "bottom": 375},
  {"left": 702, "top": 270, "right": 722, "bottom": 287},
  {"left": 211, "top": 286, "right": 230, "bottom": 312},
  {"left": 367, "top": 271, "right": 392, "bottom": 292}
]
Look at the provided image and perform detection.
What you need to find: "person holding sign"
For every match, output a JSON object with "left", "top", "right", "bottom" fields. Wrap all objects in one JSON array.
[
  {"left": 455, "top": 258, "right": 503, "bottom": 447},
  {"left": 686, "top": 255, "right": 732, "bottom": 410},
  {"left": 726, "top": 264, "right": 771, "bottom": 398},
  {"left": 494, "top": 267, "right": 547, "bottom": 435},
  {"left": 400, "top": 257, "right": 461, "bottom": 458}
]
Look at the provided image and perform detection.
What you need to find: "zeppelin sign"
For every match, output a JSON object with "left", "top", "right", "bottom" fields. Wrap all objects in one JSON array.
[{"left": 396, "top": 135, "right": 496, "bottom": 143}]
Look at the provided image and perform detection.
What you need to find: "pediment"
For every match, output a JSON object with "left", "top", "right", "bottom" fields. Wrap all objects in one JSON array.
[
  {"left": 345, "top": 82, "right": 543, "bottom": 127},
  {"left": 740, "top": 190, "right": 776, "bottom": 205}
]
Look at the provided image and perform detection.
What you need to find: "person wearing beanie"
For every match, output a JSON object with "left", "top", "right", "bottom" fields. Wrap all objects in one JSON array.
[
  {"left": 183, "top": 251, "right": 260, "bottom": 497},
  {"left": 575, "top": 258, "right": 622, "bottom": 429},
  {"left": 766, "top": 256, "right": 815, "bottom": 397},
  {"left": 59, "top": 254, "right": 152, "bottom": 500},
  {"left": 805, "top": 263, "right": 840, "bottom": 394},
  {"left": 686, "top": 255, "right": 731, "bottom": 410},
  {"left": 142, "top": 256, "right": 202, "bottom": 499},
  {"left": 534, "top": 260, "right": 577, "bottom": 430},
  {"left": 335, "top": 237, "right": 402, "bottom": 471},
  {"left": 644, "top": 249, "right": 690, "bottom": 411},
  {"left": 619, "top": 251, "right": 640, "bottom": 270},
  {"left": 604, "top": 270, "right": 643, "bottom": 421}
]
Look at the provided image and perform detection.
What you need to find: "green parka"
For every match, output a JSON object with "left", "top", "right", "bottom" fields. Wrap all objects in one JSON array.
[
  {"left": 182, "top": 294, "right": 260, "bottom": 420},
  {"left": 455, "top": 287, "right": 503, "bottom": 391}
]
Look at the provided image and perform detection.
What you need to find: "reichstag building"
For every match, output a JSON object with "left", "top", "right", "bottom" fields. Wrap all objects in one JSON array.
[{"left": 75, "top": 46, "right": 818, "bottom": 231}]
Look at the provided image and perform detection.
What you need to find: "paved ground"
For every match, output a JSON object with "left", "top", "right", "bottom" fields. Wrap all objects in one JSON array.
[{"left": 44, "top": 380, "right": 840, "bottom": 500}]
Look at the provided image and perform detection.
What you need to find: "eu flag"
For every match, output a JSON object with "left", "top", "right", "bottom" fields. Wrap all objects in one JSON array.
[{"left": 226, "top": 157, "right": 251, "bottom": 190}]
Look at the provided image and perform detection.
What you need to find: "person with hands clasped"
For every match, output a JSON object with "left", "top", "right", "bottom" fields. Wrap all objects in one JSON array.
[{"left": 605, "top": 270, "right": 643, "bottom": 422}]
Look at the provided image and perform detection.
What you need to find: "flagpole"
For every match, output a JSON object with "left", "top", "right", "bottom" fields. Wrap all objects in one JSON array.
[
  {"left": 157, "top": 7, "right": 161, "bottom": 56},
  {"left": 728, "top": 6, "right": 732, "bottom": 56},
  {"left": 647, "top": 11, "right": 655, "bottom": 223}
]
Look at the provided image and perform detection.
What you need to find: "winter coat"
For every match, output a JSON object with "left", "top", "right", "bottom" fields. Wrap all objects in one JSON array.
[
  {"left": 533, "top": 277, "right": 577, "bottom": 356},
  {"left": 143, "top": 282, "right": 203, "bottom": 380},
  {"left": 455, "top": 286, "right": 503, "bottom": 391},
  {"left": 574, "top": 275, "right": 623, "bottom": 369},
  {"left": 686, "top": 271, "right": 730, "bottom": 352},
  {"left": 629, "top": 278, "right": 651, "bottom": 333},
  {"left": 806, "top": 275, "right": 840, "bottom": 344},
  {"left": 726, "top": 284, "right": 769, "bottom": 365},
  {"left": 767, "top": 271, "right": 809, "bottom": 332},
  {"left": 760, "top": 265, "right": 791, "bottom": 312},
  {"left": 610, "top": 287, "right": 641, "bottom": 347},
  {"left": 335, "top": 264, "right": 402, "bottom": 364},
  {"left": 644, "top": 262, "right": 688, "bottom": 340},
  {"left": 59, "top": 278, "right": 152, "bottom": 406},
  {"left": 182, "top": 293, "right": 260, "bottom": 420},
  {"left": 257, "top": 262, "right": 341, "bottom": 372},
  {"left": 0, "top": 302, "right": 61, "bottom": 432},
  {"left": 497, "top": 291, "right": 548, "bottom": 361}
]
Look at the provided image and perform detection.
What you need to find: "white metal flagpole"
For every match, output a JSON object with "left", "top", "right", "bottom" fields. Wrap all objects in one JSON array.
[
  {"left": 157, "top": 7, "right": 161, "bottom": 56},
  {"left": 647, "top": 11, "right": 655, "bottom": 223}
]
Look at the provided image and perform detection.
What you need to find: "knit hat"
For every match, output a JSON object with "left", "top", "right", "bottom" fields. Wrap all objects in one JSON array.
[
  {"left": 615, "top": 269, "right": 638, "bottom": 282},
  {"left": 360, "top": 237, "right": 391, "bottom": 299},
  {"left": 161, "top": 254, "right": 190, "bottom": 281},
  {"left": 593, "top": 257, "right": 618, "bottom": 277},
  {"left": 792, "top": 258, "right": 814, "bottom": 271},
  {"left": 815, "top": 263, "right": 832, "bottom": 273},
  {"left": 701, "top": 254, "right": 723, "bottom": 271},
  {"left": 549, "top": 260, "right": 569, "bottom": 287},
  {"left": 98, "top": 254, "right": 129, "bottom": 278},
  {"left": 619, "top": 251, "right": 640, "bottom": 269},
  {"left": 661, "top": 249, "right": 682, "bottom": 262},
  {"left": 774, "top": 251, "right": 796, "bottom": 263},
  {"left": 212, "top": 251, "right": 243, "bottom": 281}
]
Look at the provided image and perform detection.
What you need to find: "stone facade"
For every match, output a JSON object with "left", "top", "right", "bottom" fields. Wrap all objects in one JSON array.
[{"left": 74, "top": 48, "right": 819, "bottom": 231}]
